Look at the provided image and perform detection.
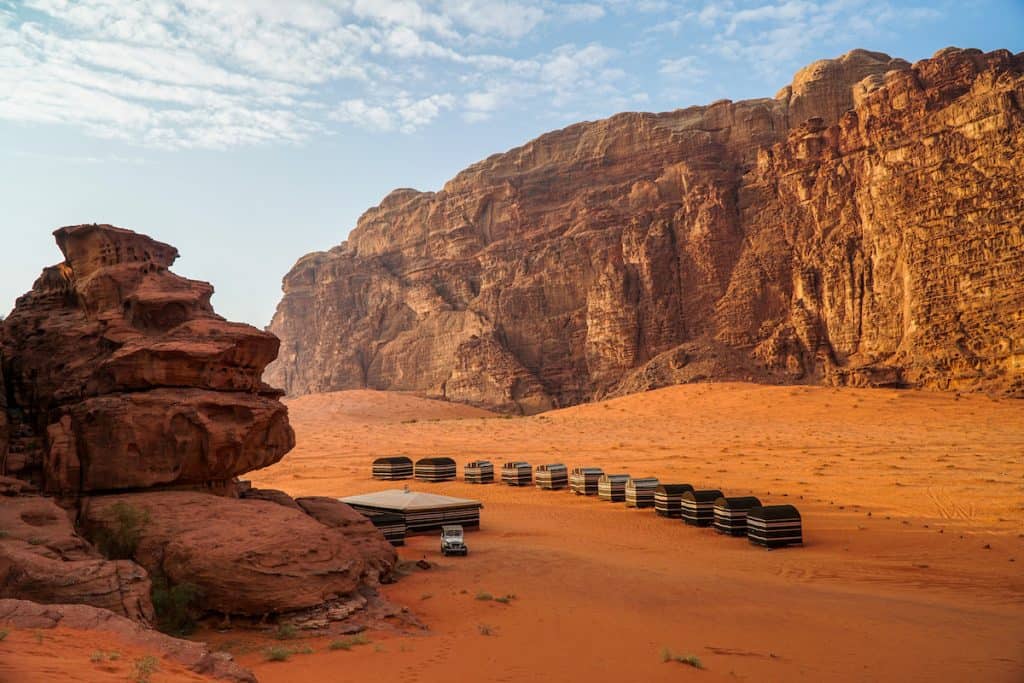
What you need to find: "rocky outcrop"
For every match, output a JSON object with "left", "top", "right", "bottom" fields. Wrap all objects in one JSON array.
[
  {"left": 268, "top": 48, "right": 1024, "bottom": 411},
  {"left": 0, "top": 598, "right": 255, "bottom": 682},
  {"left": 0, "top": 225, "right": 395, "bottom": 627},
  {"left": 1, "top": 224, "right": 293, "bottom": 494},
  {"left": 0, "top": 490, "right": 153, "bottom": 621},
  {"left": 81, "top": 492, "right": 374, "bottom": 616}
]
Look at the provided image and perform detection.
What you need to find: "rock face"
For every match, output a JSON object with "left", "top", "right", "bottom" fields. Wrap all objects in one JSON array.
[
  {"left": 1, "top": 224, "right": 294, "bottom": 494},
  {"left": 0, "top": 225, "right": 396, "bottom": 626},
  {"left": 0, "top": 489, "right": 153, "bottom": 621},
  {"left": 267, "top": 48, "right": 1024, "bottom": 412}
]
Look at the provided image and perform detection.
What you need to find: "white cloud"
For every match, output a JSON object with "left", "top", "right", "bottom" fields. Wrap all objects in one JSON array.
[
  {"left": 560, "top": 3, "right": 606, "bottom": 22},
  {"left": 0, "top": 0, "right": 943, "bottom": 149},
  {"left": 331, "top": 92, "right": 456, "bottom": 133},
  {"left": 658, "top": 55, "right": 707, "bottom": 82}
]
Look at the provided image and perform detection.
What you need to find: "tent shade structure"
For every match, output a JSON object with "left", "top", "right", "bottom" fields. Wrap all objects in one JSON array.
[
  {"left": 747, "top": 505, "right": 803, "bottom": 548},
  {"left": 535, "top": 463, "right": 568, "bottom": 490},
  {"left": 341, "top": 490, "right": 482, "bottom": 534},
  {"left": 358, "top": 510, "right": 407, "bottom": 546},
  {"left": 372, "top": 456, "right": 413, "bottom": 480},
  {"left": 415, "top": 457, "right": 457, "bottom": 482},
  {"left": 681, "top": 489, "right": 724, "bottom": 526},
  {"left": 713, "top": 496, "right": 762, "bottom": 536},
  {"left": 502, "top": 461, "right": 532, "bottom": 486},
  {"left": 570, "top": 467, "right": 604, "bottom": 495},
  {"left": 654, "top": 484, "right": 694, "bottom": 517},
  {"left": 624, "top": 477, "right": 659, "bottom": 508},
  {"left": 463, "top": 460, "right": 494, "bottom": 484},
  {"left": 598, "top": 474, "right": 630, "bottom": 502}
]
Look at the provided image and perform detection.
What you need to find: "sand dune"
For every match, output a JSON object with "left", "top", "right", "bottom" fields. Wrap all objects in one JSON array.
[{"left": 224, "top": 383, "right": 1024, "bottom": 682}]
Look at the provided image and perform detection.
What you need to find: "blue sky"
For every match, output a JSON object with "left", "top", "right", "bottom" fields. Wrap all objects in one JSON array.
[{"left": 1, "top": 0, "right": 1021, "bottom": 326}]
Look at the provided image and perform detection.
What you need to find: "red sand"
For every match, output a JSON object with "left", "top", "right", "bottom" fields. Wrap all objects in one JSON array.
[
  {"left": 0, "top": 626, "right": 207, "bottom": 683},
  {"left": 5, "top": 383, "right": 1021, "bottom": 681},
  {"left": 235, "top": 384, "right": 1024, "bottom": 682}
]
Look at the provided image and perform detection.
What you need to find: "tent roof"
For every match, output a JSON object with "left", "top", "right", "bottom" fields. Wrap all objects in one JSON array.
[{"left": 341, "top": 489, "right": 482, "bottom": 512}]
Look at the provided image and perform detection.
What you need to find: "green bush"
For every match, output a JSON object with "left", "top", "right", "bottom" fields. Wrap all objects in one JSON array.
[
  {"left": 274, "top": 623, "right": 298, "bottom": 640},
  {"left": 151, "top": 577, "right": 202, "bottom": 636},
  {"left": 93, "top": 502, "right": 150, "bottom": 559},
  {"left": 264, "top": 646, "right": 291, "bottom": 662}
]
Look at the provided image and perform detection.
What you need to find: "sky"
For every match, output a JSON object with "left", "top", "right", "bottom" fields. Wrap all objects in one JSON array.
[{"left": 1, "top": 0, "right": 1021, "bottom": 327}]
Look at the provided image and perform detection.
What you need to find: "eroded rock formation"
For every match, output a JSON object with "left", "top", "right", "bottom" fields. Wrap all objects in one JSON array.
[
  {"left": 0, "top": 225, "right": 396, "bottom": 639},
  {"left": 267, "top": 48, "right": 1024, "bottom": 412},
  {"left": 1, "top": 224, "right": 293, "bottom": 495}
]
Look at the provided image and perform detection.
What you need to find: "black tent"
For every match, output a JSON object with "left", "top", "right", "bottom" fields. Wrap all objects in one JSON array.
[
  {"left": 570, "top": 467, "right": 604, "bottom": 495},
  {"left": 414, "top": 457, "right": 457, "bottom": 482},
  {"left": 372, "top": 455, "right": 413, "bottom": 480},
  {"left": 654, "top": 483, "right": 694, "bottom": 517},
  {"left": 535, "top": 463, "right": 569, "bottom": 490},
  {"left": 713, "top": 496, "right": 762, "bottom": 536},
  {"left": 598, "top": 473, "right": 630, "bottom": 502},
  {"left": 501, "top": 461, "right": 532, "bottom": 486},
  {"left": 464, "top": 460, "right": 495, "bottom": 484},
  {"left": 681, "top": 489, "right": 724, "bottom": 526},
  {"left": 625, "top": 477, "right": 659, "bottom": 508},
  {"left": 747, "top": 505, "right": 803, "bottom": 548}
]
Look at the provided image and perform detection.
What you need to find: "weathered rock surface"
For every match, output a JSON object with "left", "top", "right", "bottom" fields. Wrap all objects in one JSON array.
[
  {"left": 1, "top": 223, "right": 294, "bottom": 494},
  {"left": 81, "top": 491, "right": 370, "bottom": 616},
  {"left": 0, "top": 598, "right": 255, "bottom": 682},
  {"left": 0, "top": 225, "right": 395, "bottom": 627},
  {"left": 267, "top": 48, "right": 1024, "bottom": 411},
  {"left": 294, "top": 496, "right": 399, "bottom": 582},
  {"left": 0, "top": 493, "right": 153, "bottom": 621}
]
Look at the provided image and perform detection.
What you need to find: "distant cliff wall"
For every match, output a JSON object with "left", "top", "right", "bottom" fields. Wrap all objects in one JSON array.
[{"left": 267, "top": 48, "right": 1024, "bottom": 412}]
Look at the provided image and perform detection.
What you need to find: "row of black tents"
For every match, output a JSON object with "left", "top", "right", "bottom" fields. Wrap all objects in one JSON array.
[{"left": 371, "top": 456, "right": 801, "bottom": 548}]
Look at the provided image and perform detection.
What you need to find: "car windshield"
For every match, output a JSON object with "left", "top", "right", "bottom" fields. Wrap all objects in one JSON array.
[{"left": 444, "top": 529, "right": 461, "bottom": 537}]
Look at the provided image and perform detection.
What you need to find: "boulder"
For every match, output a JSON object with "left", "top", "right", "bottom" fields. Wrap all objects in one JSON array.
[
  {"left": 82, "top": 491, "right": 367, "bottom": 616},
  {"left": 0, "top": 495, "right": 153, "bottom": 621}
]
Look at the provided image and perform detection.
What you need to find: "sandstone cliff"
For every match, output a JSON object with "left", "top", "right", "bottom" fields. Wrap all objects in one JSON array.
[
  {"left": 0, "top": 225, "right": 396, "bottom": 636},
  {"left": 267, "top": 48, "right": 1024, "bottom": 412}
]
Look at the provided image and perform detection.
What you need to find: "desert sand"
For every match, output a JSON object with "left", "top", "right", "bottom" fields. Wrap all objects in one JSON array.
[{"left": 206, "top": 383, "right": 1024, "bottom": 682}]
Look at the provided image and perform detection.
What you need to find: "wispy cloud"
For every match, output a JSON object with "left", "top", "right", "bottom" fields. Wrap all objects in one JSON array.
[{"left": 0, "top": 0, "right": 944, "bottom": 149}]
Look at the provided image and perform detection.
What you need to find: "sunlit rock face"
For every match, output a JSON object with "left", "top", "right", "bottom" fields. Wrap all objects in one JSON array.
[
  {"left": 1, "top": 223, "right": 294, "bottom": 494},
  {"left": 267, "top": 47, "right": 1024, "bottom": 411}
]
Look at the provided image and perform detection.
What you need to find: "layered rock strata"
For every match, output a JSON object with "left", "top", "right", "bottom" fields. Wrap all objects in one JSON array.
[
  {"left": 0, "top": 226, "right": 396, "bottom": 638},
  {"left": 267, "top": 48, "right": 1024, "bottom": 411}
]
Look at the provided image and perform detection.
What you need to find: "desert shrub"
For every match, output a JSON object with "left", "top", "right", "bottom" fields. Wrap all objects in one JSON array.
[
  {"left": 329, "top": 634, "right": 369, "bottom": 651},
  {"left": 264, "top": 646, "right": 291, "bottom": 662},
  {"left": 0, "top": 629, "right": 7, "bottom": 641},
  {"left": 675, "top": 654, "right": 703, "bottom": 669},
  {"left": 151, "top": 576, "right": 202, "bottom": 636},
  {"left": 273, "top": 623, "right": 298, "bottom": 640},
  {"left": 494, "top": 594, "right": 516, "bottom": 604},
  {"left": 477, "top": 623, "right": 495, "bottom": 636},
  {"left": 132, "top": 655, "right": 159, "bottom": 683},
  {"left": 475, "top": 592, "right": 493, "bottom": 601},
  {"left": 661, "top": 648, "right": 703, "bottom": 669},
  {"left": 93, "top": 502, "right": 150, "bottom": 559}
]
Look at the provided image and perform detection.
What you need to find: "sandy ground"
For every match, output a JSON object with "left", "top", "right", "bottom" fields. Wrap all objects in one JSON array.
[
  {"left": 0, "top": 626, "right": 208, "bottom": 683},
  {"left": 224, "top": 383, "right": 1024, "bottom": 683},
  {"left": 5, "top": 383, "right": 1021, "bottom": 682}
]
